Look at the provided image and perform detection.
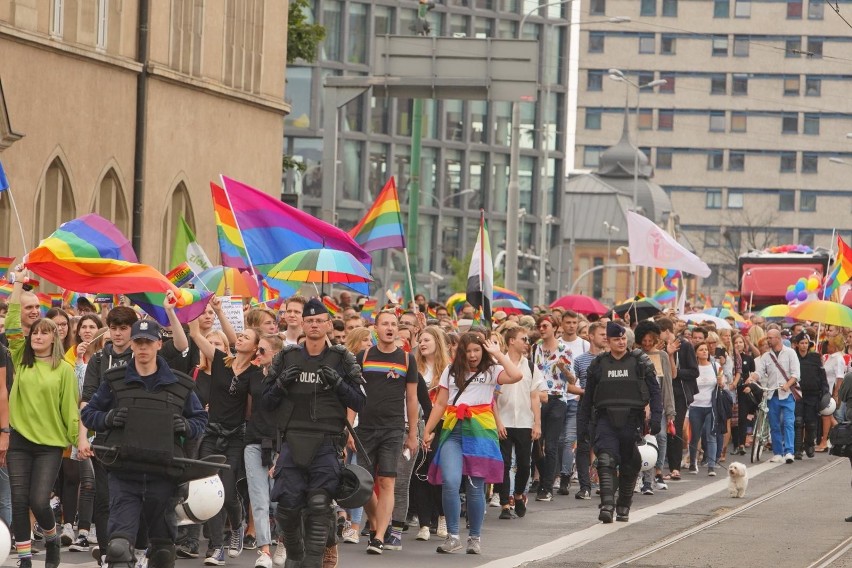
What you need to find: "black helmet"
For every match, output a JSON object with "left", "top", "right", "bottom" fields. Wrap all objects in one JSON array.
[{"left": 336, "top": 464, "right": 374, "bottom": 509}]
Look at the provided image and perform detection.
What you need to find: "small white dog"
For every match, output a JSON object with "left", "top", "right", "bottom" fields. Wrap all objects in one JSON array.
[{"left": 727, "top": 462, "right": 749, "bottom": 498}]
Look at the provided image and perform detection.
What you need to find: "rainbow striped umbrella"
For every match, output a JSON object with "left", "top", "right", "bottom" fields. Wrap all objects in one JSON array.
[
  {"left": 759, "top": 304, "right": 792, "bottom": 319},
  {"left": 268, "top": 248, "right": 373, "bottom": 293},
  {"left": 703, "top": 307, "right": 745, "bottom": 323},
  {"left": 191, "top": 266, "right": 259, "bottom": 298},
  {"left": 446, "top": 292, "right": 467, "bottom": 315},
  {"left": 788, "top": 300, "right": 852, "bottom": 327},
  {"left": 493, "top": 298, "right": 533, "bottom": 315},
  {"left": 494, "top": 286, "right": 528, "bottom": 304}
]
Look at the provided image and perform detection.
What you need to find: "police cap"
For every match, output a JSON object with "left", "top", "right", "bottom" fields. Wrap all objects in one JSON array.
[
  {"left": 303, "top": 298, "right": 329, "bottom": 318},
  {"left": 606, "top": 321, "right": 626, "bottom": 338},
  {"left": 131, "top": 319, "right": 162, "bottom": 341}
]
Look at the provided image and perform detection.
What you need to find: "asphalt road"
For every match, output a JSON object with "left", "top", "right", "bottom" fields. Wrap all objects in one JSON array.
[{"left": 5, "top": 453, "right": 851, "bottom": 568}]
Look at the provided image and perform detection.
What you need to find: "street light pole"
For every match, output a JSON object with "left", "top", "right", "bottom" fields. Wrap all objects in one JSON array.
[{"left": 603, "top": 221, "right": 619, "bottom": 299}]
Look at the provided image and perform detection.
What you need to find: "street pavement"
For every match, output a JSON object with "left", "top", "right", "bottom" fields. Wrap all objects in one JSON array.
[{"left": 4, "top": 453, "right": 851, "bottom": 568}]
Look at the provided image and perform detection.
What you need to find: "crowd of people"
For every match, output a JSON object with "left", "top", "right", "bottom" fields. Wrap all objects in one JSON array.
[{"left": 0, "top": 271, "right": 850, "bottom": 568}]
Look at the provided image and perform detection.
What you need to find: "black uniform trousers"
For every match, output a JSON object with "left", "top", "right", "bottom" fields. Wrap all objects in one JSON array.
[
  {"left": 107, "top": 473, "right": 177, "bottom": 543},
  {"left": 271, "top": 438, "right": 342, "bottom": 509},
  {"left": 593, "top": 414, "right": 641, "bottom": 473}
]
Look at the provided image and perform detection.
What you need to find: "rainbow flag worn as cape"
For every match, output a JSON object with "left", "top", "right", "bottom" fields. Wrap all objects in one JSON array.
[
  {"left": 348, "top": 177, "right": 406, "bottom": 252},
  {"left": 427, "top": 403, "right": 503, "bottom": 485}
]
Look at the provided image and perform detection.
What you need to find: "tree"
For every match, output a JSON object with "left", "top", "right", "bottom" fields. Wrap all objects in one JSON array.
[{"left": 705, "top": 209, "right": 782, "bottom": 290}]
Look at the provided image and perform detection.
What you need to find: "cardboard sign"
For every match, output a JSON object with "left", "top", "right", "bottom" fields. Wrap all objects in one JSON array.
[{"left": 211, "top": 296, "right": 244, "bottom": 333}]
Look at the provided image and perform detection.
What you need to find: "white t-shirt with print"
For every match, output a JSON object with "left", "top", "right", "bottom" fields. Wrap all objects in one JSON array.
[{"left": 439, "top": 364, "right": 505, "bottom": 407}]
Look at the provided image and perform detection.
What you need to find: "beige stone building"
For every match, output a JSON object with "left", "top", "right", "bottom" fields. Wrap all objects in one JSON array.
[
  {"left": 574, "top": 0, "right": 852, "bottom": 301},
  {"left": 0, "top": 0, "right": 288, "bottom": 272}
]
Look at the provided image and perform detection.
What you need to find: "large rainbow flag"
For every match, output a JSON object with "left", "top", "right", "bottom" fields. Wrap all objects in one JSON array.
[
  {"left": 348, "top": 177, "right": 405, "bottom": 252},
  {"left": 824, "top": 235, "right": 852, "bottom": 298},
  {"left": 211, "top": 182, "right": 250, "bottom": 270}
]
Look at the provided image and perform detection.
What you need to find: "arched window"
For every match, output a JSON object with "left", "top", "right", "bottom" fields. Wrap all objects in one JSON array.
[
  {"left": 93, "top": 168, "right": 129, "bottom": 235},
  {"left": 35, "top": 157, "right": 76, "bottom": 244},
  {"left": 161, "top": 181, "right": 196, "bottom": 269}
]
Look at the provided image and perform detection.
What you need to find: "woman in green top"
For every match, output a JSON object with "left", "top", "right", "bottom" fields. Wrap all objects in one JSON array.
[{"left": 6, "top": 268, "right": 79, "bottom": 568}]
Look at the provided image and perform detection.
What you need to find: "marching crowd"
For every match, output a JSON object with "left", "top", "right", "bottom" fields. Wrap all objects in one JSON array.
[{"left": 0, "top": 270, "right": 850, "bottom": 568}]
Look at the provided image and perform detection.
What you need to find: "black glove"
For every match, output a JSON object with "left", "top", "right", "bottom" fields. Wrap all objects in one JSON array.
[
  {"left": 319, "top": 365, "right": 343, "bottom": 391},
  {"left": 650, "top": 418, "right": 662, "bottom": 436},
  {"left": 276, "top": 366, "right": 302, "bottom": 391},
  {"left": 104, "top": 407, "right": 128, "bottom": 429},
  {"left": 173, "top": 414, "right": 188, "bottom": 435}
]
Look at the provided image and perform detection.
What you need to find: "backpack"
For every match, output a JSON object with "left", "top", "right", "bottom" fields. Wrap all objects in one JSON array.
[{"left": 829, "top": 422, "right": 852, "bottom": 457}]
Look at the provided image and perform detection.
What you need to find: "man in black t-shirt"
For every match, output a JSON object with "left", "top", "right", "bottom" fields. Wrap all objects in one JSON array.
[{"left": 352, "top": 310, "right": 419, "bottom": 555}]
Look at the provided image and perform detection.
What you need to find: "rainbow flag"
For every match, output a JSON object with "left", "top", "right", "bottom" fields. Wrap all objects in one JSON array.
[
  {"left": 216, "top": 176, "right": 372, "bottom": 295},
  {"left": 166, "top": 262, "right": 195, "bottom": 288},
  {"left": 361, "top": 298, "right": 378, "bottom": 323},
  {"left": 493, "top": 286, "right": 527, "bottom": 304},
  {"left": 258, "top": 278, "right": 280, "bottom": 307},
  {"left": 722, "top": 290, "right": 740, "bottom": 310},
  {"left": 655, "top": 268, "right": 681, "bottom": 291},
  {"left": 428, "top": 403, "right": 502, "bottom": 485},
  {"left": 0, "top": 257, "right": 14, "bottom": 279},
  {"left": 36, "top": 293, "right": 51, "bottom": 316},
  {"left": 127, "top": 288, "right": 213, "bottom": 326},
  {"left": 348, "top": 177, "right": 406, "bottom": 252},
  {"left": 322, "top": 296, "right": 340, "bottom": 316},
  {"left": 389, "top": 282, "right": 403, "bottom": 303},
  {"left": 426, "top": 306, "right": 437, "bottom": 319},
  {"left": 0, "top": 281, "right": 12, "bottom": 301},
  {"left": 652, "top": 286, "right": 678, "bottom": 304},
  {"left": 61, "top": 288, "right": 81, "bottom": 308},
  {"left": 48, "top": 293, "right": 63, "bottom": 308},
  {"left": 824, "top": 235, "right": 852, "bottom": 298},
  {"left": 210, "top": 182, "right": 250, "bottom": 270}
]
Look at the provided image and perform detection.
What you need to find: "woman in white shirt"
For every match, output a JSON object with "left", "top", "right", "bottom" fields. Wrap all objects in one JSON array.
[
  {"left": 688, "top": 342, "right": 724, "bottom": 476},
  {"left": 423, "top": 333, "right": 522, "bottom": 555},
  {"left": 818, "top": 335, "right": 847, "bottom": 451}
]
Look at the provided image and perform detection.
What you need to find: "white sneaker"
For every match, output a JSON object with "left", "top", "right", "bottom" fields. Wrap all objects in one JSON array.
[
  {"left": 784, "top": 453, "right": 795, "bottom": 464},
  {"left": 341, "top": 528, "right": 359, "bottom": 544},
  {"left": 272, "top": 542, "right": 286, "bottom": 566},
  {"left": 436, "top": 516, "right": 448, "bottom": 538},
  {"left": 61, "top": 523, "right": 75, "bottom": 547},
  {"left": 769, "top": 455, "right": 784, "bottom": 463},
  {"left": 254, "top": 551, "right": 273, "bottom": 568},
  {"left": 416, "top": 526, "right": 430, "bottom": 541},
  {"left": 634, "top": 477, "right": 642, "bottom": 494},
  {"left": 488, "top": 493, "right": 500, "bottom": 507}
]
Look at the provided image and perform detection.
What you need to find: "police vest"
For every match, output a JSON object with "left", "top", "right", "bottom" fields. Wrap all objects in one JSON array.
[
  {"left": 95, "top": 367, "right": 195, "bottom": 479},
  {"left": 797, "top": 352, "right": 824, "bottom": 395},
  {"left": 277, "top": 347, "right": 348, "bottom": 435},
  {"left": 593, "top": 351, "right": 650, "bottom": 411}
]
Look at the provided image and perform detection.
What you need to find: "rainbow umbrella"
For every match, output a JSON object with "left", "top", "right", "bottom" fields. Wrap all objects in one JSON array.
[
  {"left": 191, "top": 266, "right": 259, "bottom": 298},
  {"left": 703, "top": 307, "right": 745, "bottom": 323},
  {"left": 678, "top": 313, "right": 732, "bottom": 330},
  {"left": 494, "top": 286, "right": 528, "bottom": 304},
  {"left": 788, "top": 300, "right": 852, "bottom": 327},
  {"left": 493, "top": 298, "right": 532, "bottom": 315},
  {"left": 759, "top": 304, "right": 793, "bottom": 319},
  {"left": 446, "top": 292, "right": 467, "bottom": 315},
  {"left": 267, "top": 248, "right": 373, "bottom": 294}
]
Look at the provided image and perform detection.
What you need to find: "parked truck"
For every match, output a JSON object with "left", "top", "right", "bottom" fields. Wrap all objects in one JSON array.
[{"left": 737, "top": 247, "right": 831, "bottom": 312}]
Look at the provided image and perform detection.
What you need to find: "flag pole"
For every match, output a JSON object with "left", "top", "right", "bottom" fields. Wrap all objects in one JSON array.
[
  {"left": 219, "top": 175, "right": 260, "bottom": 282},
  {"left": 2, "top": 186, "right": 29, "bottom": 254},
  {"left": 402, "top": 248, "right": 416, "bottom": 311},
  {"left": 815, "top": 228, "right": 837, "bottom": 347}
]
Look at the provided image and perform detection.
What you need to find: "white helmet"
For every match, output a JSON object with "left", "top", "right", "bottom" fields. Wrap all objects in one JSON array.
[
  {"left": 637, "top": 434, "right": 659, "bottom": 472},
  {"left": 0, "top": 521, "right": 11, "bottom": 565},
  {"left": 819, "top": 397, "right": 837, "bottom": 416},
  {"left": 174, "top": 475, "right": 225, "bottom": 526}
]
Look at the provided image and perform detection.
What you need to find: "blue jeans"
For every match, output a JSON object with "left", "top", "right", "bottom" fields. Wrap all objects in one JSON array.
[
  {"left": 559, "top": 399, "right": 578, "bottom": 477},
  {"left": 688, "top": 406, "right": 717, "bottom": 470},
  {"left": 642, "top": 415, "right": 668, "bottom": 485},
  {"left": 438, "top": 426, "right": 485, "bottom": 537},
  {"left": 768, "top": 393, "right": 795, "bottom": 456},
  {"left": 0, "top": 467, "right": 11, "bottom": 527},
  {"left": 244, "top": 444, "right": 274, "bottom": 548}
]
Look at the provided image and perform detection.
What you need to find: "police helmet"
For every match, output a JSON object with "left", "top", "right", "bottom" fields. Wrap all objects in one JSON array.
[
  {"left": 174, "top": 475, "right": 225, "bottom": 526},
  {"left": 637, "top": 434, "right": 659, "bottom": 472},
  {"left": 335, "top": 464, "right": 374, "bottom": 509},
  {"left": 819, "top": 395, "right": 837, "bottom": 416},
  {"left": 0, "top": 521, "right": 10, "bottom": 564}
]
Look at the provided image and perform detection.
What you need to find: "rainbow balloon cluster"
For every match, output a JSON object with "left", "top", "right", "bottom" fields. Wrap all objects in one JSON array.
[
  {"left": 765, "top": 244, "right": 814, "bottom": 254},
  {"left": 785, "top": 276, "right": 821, "bottom": 303}
]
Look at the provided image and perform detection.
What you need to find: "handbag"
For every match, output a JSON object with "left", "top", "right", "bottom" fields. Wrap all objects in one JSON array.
[{"left": 828, "top": 421, "right": 852, "bottom": 457}]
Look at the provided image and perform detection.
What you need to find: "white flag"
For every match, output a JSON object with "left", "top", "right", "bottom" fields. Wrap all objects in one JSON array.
[{"left": 626, "top": 211, "right": 711, "bottom": 278}]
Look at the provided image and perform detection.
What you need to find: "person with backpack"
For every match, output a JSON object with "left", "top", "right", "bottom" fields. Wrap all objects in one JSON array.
[{"left": 423, "top": 332, "right": 522, "bottom": 555}]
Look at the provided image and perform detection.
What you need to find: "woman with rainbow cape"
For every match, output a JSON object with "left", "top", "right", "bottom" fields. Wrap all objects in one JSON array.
[{"left": 423, "top": 333, "right": 522, "bottom": 555}]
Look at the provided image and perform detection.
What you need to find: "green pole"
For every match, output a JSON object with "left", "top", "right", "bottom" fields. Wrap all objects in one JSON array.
[{"left": 404, "top": 0, "right": 431, "bottom": 306}]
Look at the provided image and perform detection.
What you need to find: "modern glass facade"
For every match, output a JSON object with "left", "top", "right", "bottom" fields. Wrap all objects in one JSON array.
[{"left": 283, "top": 0, "right": 571, "bottom": 303}]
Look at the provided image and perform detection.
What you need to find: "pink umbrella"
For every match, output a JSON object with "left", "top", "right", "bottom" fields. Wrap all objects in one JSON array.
[{"left": 550, "top": 294, "right": 609, "bottom": 315}]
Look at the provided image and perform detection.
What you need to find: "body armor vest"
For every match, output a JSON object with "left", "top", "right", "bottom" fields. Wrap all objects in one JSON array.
[
  {"left": 277, "top": 348, "right": 347, "bottom": 435},
  {"left": 797, "top": 352, "right": 824, "bottom": 395},
  {"left": 95, "top": 367, "right": 195, "bottom": 478},
  {"left": 593, "top": 351, "right": 650, "bottom": 411}
]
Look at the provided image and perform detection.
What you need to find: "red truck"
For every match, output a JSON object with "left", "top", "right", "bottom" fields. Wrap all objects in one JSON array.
[{"left": 738, "top": 247, "right": 830, "bottom": 312}]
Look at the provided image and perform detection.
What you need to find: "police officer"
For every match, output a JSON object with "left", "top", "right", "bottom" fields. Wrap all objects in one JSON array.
[
  {"left": 578, "top": 321, "right": 662, "bottom": 524},
  {"left": 81, "top": 318, "right": 208, "bottom": 568},
  {"left": 263, "top": 298, "right": 366, "bottom": 568},
  {"left": 792, "top": 331, "right": 828, "bottom": 459}
]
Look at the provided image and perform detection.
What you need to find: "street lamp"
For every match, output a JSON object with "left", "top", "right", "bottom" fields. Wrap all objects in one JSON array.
[{"left": 608, "top": 69, "right": 667, "bottom": 213}]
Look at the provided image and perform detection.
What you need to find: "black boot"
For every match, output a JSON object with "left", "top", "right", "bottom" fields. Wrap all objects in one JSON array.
[
  {"left": 147, "top": 540, "right": 176, "bottom": 568},
  {"left": 276, "top": 506, "right": 305, "bottom": 564},
  {"left": 17, "top": 558, "right": 32, "bottom": 568},
  {"left": 794, "top": 419, "right": 804, "bottom": 460},
  {"left": 301, "top": 505, "right": 334, "bottom": 568},
  {"left": 616, "top": 472, "right": 637, "bottom": 522},
  {"left": 558, "top": 474, "right": 572, "bottom": 495},
  {"left": 597, "top": 459, "right": 616, "bottom": 524},
  {"left": 45, "top": 538, "right": 61, "bottom": 568},
  {"left": 805, "top": 422, "right": 818, "bottom": 458}
]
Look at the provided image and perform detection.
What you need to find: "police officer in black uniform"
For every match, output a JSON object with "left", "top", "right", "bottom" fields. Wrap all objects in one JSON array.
[
  {"left": 792, "top": 331, "right": 828, "bottom": 459},
  {"left": 578, "top": 321, "right": 662, "bottom": 524},
  {"left": 81, "top": 319, "right": 208, "bottom": 568},
  {"left": 263, "top": 298, "right": 366, "bottom": 568}
]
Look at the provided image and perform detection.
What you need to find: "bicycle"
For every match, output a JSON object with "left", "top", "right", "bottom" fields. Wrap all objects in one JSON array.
[{"left": 745, "top": 382, "right": 781, "bottom": 463}]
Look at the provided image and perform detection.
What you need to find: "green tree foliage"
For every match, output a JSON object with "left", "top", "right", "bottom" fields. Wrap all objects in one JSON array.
[{"left": 287, "top": 0, "right": 326, "bottom": 64}]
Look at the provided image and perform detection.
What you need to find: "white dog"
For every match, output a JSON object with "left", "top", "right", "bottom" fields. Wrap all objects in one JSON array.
[{"left": 727, "top": 462, "right": 749, "bottom": 498}]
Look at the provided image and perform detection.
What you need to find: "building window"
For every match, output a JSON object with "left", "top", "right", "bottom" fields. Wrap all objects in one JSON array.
[
  {"left": 780, "top": 152, "right": 797, "bottom": 172},
  {"left": 735, "top": 0, "right": 751, "bottom": 17},
  {"left": 729, "top": 151, "right": 745, "bottom": 171},
  {"left": 639, "top": 34, "right": 655, "bottom": 54},
  {"left": 727, "top": 191, "right": 744, "bottom": 209},
  {"left": 659, "top": 73, "right": 675, "bottom": 92},
  {"left": 711, "top": 74, "right": 727, "bottom": 94},
  {"left": 223, "top": 0, "right": 265, "bottom": 92},
  {"left": 171, "top": 0, "right": 205, "bottom": 78},
  {"left": 783, "top": 76, "right": 800, "bottom": 95},
  {"left": 638, "top": 108, "right": 653, "bottom": 130},
  {"left": 732, "top": 73, "right": 748, "bottom": 95},
  {"left": 799, "top": 229, "right": 816, "bottom": 247},
  {"left": 805, "top": 76, "right": 821, "bottom": 96},
  {"left": 162, "top": 181, "right": 196, "bottom": 269},
  {"left": 585, "top": 109, "right": 602, "bottom": 130},
  {"left": 347, "top": 2, "right": 368, "bottom": 64},
  {"left": 709, "top": 111, "right": 725, "bottom": 132},
  {"left": 808, "top": 0, "right": 824, "bottom": 19},
  {"left": 589, "top": 31, "right": 605, "bottom": 53},
  {"left": 787, "top": 0, "right": 803, "bottom": 18},
  {"left": 35, "top": 157, "right": 76, "bottom": 245},
  {"left": 733, "top": 35, "right": 749, "bottom": 56},
  {"left": 731, "top": 112, "right": 747, "bottom": 132},
  {"left": 93, "top": 168, "right": 129, "bottom": 236},
  {"left": 50, "top": 0, "right": 64, "bottom": 37},
  {"left": 641, "top": 0, "right": 656, "bottom": 16},
  {"left": 802, "top": 153, "right": 818, "bottom": 174},
  {"left": 707, "top": 150, "right": 724, "bottom": 170},
  {"left": 712, "top": 35, "right": 728, "bottom": 56},
  {"left": 657, "top": 148, "right": 673, "bottom": 169},
  {"left": 803, "top": 113, "right": 820, "bottom": 135},
  {"left": 705, "top": 230, "right": 721, "bottom": 247},
  {"left": 658, "top": 109, "right": 674, "bottom": 130},
  {"left": 661, "top": 34, "right": 676, "bottom": 54},
  {"left": 779, "top": 190, "right": 795, "bottom": 210},
  {"left": 782, "top": 113, "right": 798, "bottom": 134},
  {"left": 723, "top": 229, "right": 741, "bottom": 251},
  {"left": 584, "top": 146, "right": 605, "bottom": 168},
  {"left": 706, "top": 190, "right": 722, "bottom": 209},
  {"left": 590, "top": 0, "right": 605, "bottom": 15},
  {"left": 786, "top": 37, "right": 802, "bottom": 57},
  {"left": 714, "top": 0, "right": 730, "bottom": 17},
  {"left": 807, "top": 37, "right": 823, "bottom": 57},
  {"left": 588, "top": 70, "right": 603, "bottom": 91},
  {"left": 662, "top": 0, "right": 678, "bottom": 16},
  {"left": 800, "top": 191, "right": 817, "bottom": 210}
]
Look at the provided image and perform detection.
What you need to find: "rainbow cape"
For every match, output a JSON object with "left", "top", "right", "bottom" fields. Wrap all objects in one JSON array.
[
  {"left": 348, "top": 177, "right": 406, "bottom": 252},
  {"left": 428, "top": 403, "right": 503, "bottom": 484}
]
